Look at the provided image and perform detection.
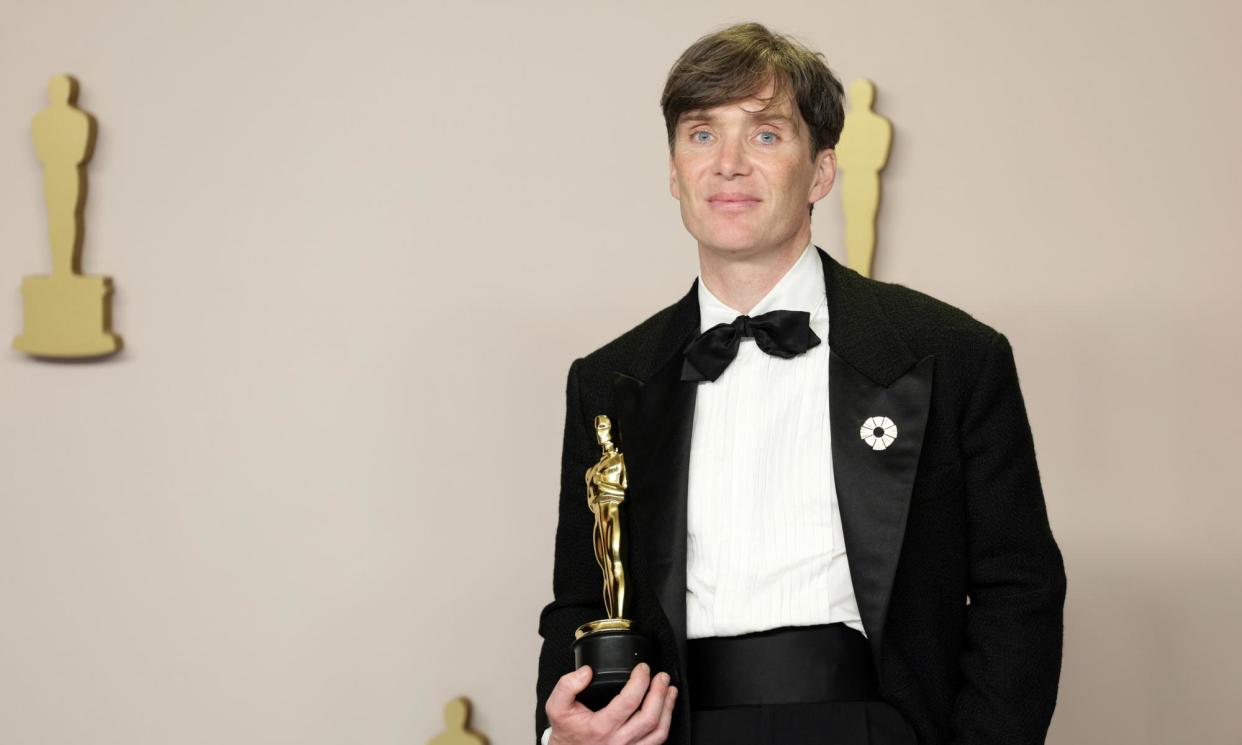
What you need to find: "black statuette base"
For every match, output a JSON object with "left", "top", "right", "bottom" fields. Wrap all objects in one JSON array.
[{"left": 571, "top": 628, "right": 655, "bottom": 711}]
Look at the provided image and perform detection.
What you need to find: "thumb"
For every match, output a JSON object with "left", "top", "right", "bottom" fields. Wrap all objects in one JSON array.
[{"left": 547, "top": 666, "right": 593, "bottom": 715}]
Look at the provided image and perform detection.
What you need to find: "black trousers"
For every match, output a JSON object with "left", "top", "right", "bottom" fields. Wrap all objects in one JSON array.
[{"left": 687, "top": 624, "right": 918, "bottom": 745}]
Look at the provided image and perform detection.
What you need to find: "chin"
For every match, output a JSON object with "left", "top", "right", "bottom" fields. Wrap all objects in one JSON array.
[
  {"left": 697, "top": 225, "right": 764, "bottom": 254},
  {"left": 682, "top": 208, "right": 771, "bottom": 254}
]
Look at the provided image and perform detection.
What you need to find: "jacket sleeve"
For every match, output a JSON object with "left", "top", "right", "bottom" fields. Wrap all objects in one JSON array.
[
  {"left": 534, "top": 357, "right": 609, "bottom": 744},
  {"left": 950, "top": 331, "right": 1067, "bottom": 745}
]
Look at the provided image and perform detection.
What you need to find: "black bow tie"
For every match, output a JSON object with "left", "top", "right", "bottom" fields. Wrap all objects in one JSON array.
[{"left": 680, "top": 308, "right": 822, "bottom": 382}]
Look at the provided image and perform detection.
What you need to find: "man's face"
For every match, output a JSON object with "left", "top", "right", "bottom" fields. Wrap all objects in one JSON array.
[{"left": 668, "top": 79, "right": 836, "bottom": 257}]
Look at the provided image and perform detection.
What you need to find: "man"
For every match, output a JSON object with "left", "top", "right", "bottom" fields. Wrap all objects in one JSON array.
[{"left": 535, "top": 22, "right": 1066, "bottom": 745}]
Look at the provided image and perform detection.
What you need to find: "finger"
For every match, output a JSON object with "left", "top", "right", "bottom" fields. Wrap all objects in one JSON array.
[
  {"left": 633, "top": 686, "right": 677, "bottom": 745},
  {"left": 596, "top": 662, "right": 651, "bottom": 728},
  {"left": 614, "top": 671, "right": 670, "bottom": 742},
  {"left": 545, "top": 665, "right": 593, "bottom": 722}
]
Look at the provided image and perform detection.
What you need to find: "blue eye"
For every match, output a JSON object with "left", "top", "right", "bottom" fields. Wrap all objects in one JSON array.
[
  {"left": 692, "top": 131, "right": 711, "bottom": 143},
  {"left": 758, "top": 131, "right": 778, "bottom": 144}
]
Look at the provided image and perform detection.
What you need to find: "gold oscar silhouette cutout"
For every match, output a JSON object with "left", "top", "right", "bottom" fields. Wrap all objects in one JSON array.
[
  {"left": 837, "top": 79, "right": 892, "bottom": 278},
  {"left": 579, "top": 414, "right": 630, "bottom": 635},
  {"left": 427, "top": 697, "right": 488, "bottom": 745},
  {"left": 13, "top": 74, "right": 120, "bottom": 358}
]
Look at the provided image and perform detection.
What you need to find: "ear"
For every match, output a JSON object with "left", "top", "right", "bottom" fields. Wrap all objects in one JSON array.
[
  {"left": 808, "top": 148, "right": 837, "bottom": 204},
  {"left": 668, "top": 149, "right": 681, "bottom": 201}
]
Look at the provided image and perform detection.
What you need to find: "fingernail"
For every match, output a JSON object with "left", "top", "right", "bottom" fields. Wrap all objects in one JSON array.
[{"left": 578, "top": 665, "right": 590, "bottom": 677}]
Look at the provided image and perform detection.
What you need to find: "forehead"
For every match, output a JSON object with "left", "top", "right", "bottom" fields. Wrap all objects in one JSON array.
[{"left": 678, "top": 90, "right": 800, "bottom": 126}]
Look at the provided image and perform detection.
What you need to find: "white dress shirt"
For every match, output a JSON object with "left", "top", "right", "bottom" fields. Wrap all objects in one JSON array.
[{"left": 686, "top": 240, "right": 865, "bottom": 639}]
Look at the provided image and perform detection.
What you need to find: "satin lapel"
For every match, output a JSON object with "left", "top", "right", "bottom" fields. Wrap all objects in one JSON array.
[
  {"left": 627, "top": 356, "right": 695, "bottom": 678},
  {"left": 829, "top": 351, "right": 934, "bottom": 659},
  {"left": 819, "top": 246, "right": 935, "bottom": 663},
  {"left": 616, "top": 280, "right": 700, "bottom": 686}
]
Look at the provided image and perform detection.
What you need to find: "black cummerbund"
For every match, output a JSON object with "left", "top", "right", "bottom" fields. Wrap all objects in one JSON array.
[{"left": 687, "top": 623, "right": 881, "bottom": 709}]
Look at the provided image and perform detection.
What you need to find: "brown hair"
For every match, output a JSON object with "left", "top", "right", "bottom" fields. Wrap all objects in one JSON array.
[{"left": 660, "top": 22, "right": 846, "bottom": 161}]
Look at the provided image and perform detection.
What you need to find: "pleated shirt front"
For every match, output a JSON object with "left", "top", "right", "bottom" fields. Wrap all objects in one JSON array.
[{"left": 686, "top": 242, "right": 865, "bottom": 640}]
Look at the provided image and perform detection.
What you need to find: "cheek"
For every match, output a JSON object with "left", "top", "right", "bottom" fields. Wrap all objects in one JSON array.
[
  {"left": 763, "top": 171, "right": 809, "bottom": 211},
  {"left": 673, "top": 160, "right": 708, "bottom": 194}
]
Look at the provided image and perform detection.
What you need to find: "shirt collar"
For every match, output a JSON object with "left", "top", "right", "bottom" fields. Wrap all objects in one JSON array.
[{"left": 697, "top": 240, "right": 825, "bottom": 333}]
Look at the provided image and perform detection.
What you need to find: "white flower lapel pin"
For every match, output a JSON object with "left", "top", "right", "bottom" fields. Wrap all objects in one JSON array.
[{"left": 860, "top": 416, "right": 898, "bottom": 451}]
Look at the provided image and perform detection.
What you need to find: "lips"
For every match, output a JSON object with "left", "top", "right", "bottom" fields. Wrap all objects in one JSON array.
[
  {"left": 708, "top": 193, "right": 761, "bottom": 212},
  {"left": 709, "top": 193, "right": 760, "bottom": 203}
]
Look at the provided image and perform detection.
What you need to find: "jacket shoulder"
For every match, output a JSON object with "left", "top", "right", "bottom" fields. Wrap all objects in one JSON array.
[
  {"left": 864, "top": 274, "right": 1003, "bottom": 356},
  {"left": 575, "top": 297, "right": 685, "bottom": 381}
]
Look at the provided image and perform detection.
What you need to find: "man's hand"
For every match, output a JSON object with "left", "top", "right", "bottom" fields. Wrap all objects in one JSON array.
[{"left": 545, "top": 662, "right": 678, "bottom": 745}]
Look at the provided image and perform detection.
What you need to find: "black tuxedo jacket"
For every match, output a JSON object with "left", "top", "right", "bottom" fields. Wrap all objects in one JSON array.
[{"left": 535, "top": 247, "right": 1066, "bottom": 745}]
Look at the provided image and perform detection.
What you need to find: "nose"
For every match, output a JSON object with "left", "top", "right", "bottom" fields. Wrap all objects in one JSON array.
[{"left": 714, "top": 133, "right": 751, "bottom": 179}]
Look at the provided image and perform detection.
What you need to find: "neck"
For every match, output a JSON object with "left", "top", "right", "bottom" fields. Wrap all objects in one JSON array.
[{"left": 697, "top": 226, "right": 812, "bottom": 315}]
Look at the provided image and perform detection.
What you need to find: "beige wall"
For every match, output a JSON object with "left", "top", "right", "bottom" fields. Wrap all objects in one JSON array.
[{"left": 2, "top": 1, "right": 1239, "bottom": 742}]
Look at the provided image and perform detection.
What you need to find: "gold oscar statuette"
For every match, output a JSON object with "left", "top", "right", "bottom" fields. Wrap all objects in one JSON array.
[{"left": 571, "top": 414, "right": 654, "bottom": 710}]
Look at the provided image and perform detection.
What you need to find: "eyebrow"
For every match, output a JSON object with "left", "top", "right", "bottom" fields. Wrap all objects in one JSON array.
[{"left": 680, "top": 110, "right": 796, "bottom": 127}]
